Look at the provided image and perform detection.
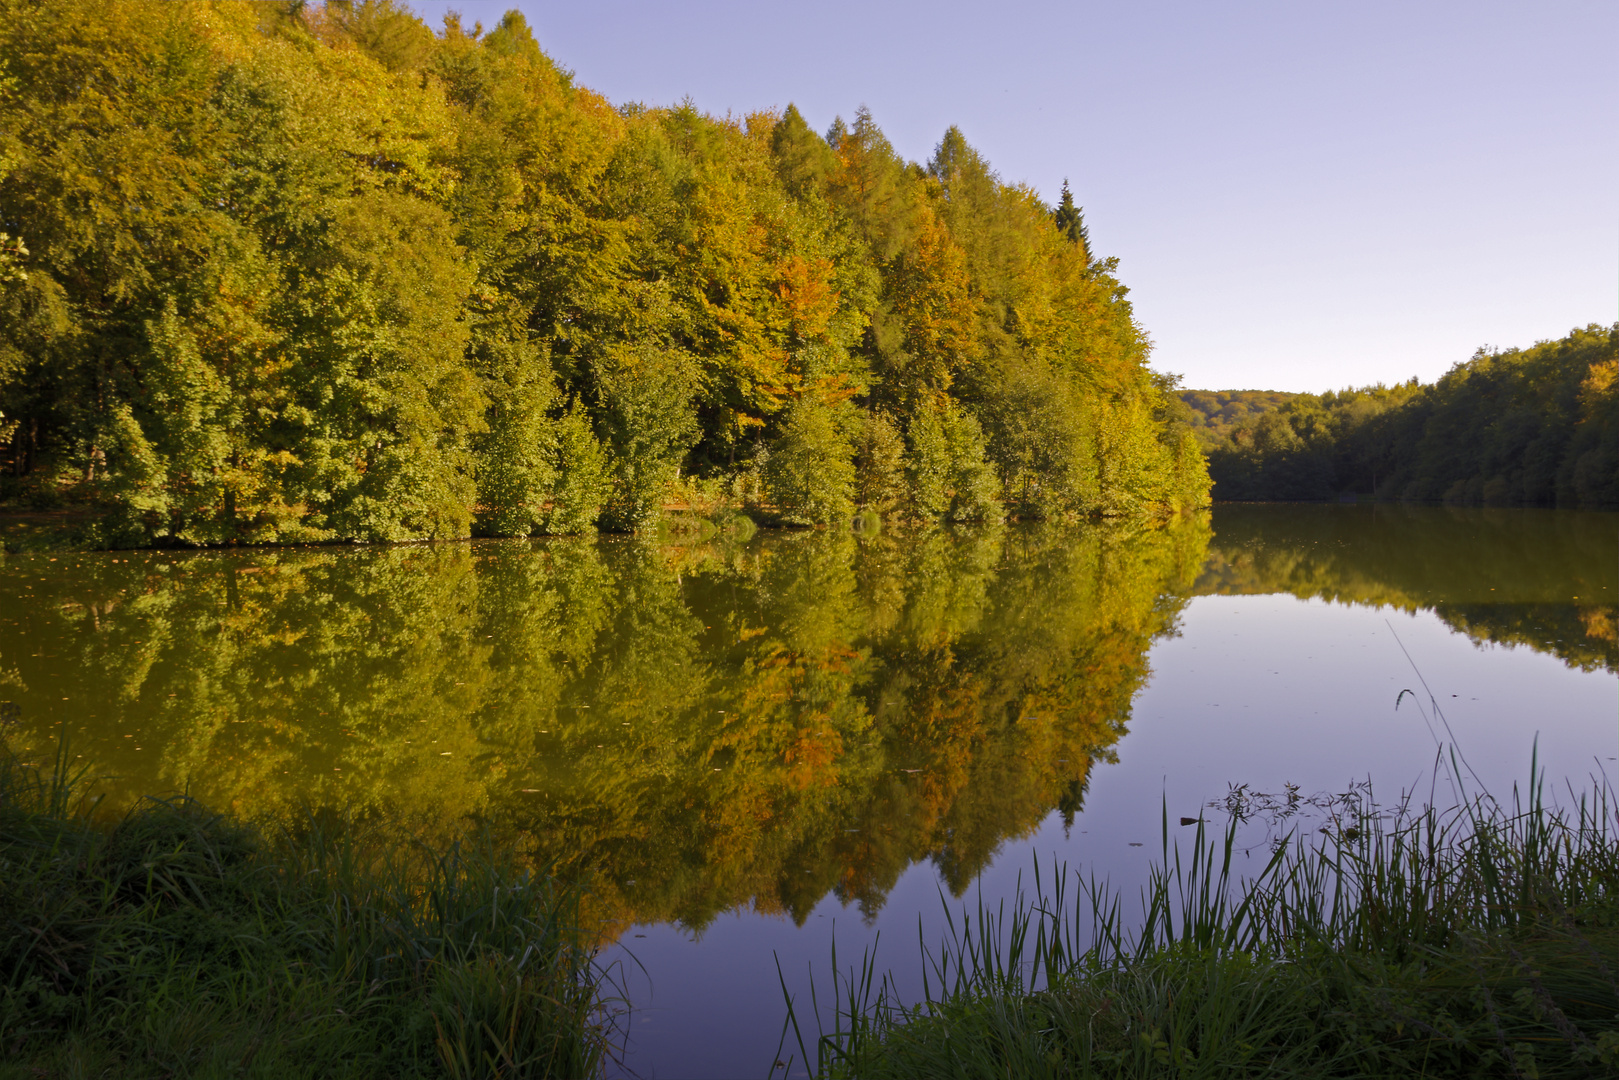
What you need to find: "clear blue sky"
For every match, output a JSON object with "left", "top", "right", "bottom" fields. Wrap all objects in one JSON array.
[{"left": 411, "top": 0, "right": 1616, "bottom": 392}]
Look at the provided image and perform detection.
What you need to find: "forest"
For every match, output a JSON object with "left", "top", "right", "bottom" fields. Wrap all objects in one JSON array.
[
  {"left": 0, "top": 0, "right": 1209, "bottom": 546},
  {"left": 1177, "top": 388, "right": 1297, "bottom": 450},
  {"left": 1192, "top": 323, "right": 1619, "bottom": 507}
]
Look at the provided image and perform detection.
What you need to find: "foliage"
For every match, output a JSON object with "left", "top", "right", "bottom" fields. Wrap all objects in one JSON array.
[
  {"left": 792, "top": 768, "right": 1619, "bottom": 1079},
  {"left": 1177, "top": 390, "right": 1299, "bottom": 450},
  {"left": 0, "top": 1, "right": 1208, "bottom": 541},
  {"left": 1194, "top": 324, "right": 1619, "bottom": 508},
  {"left": 0, "top": 742, "right": 608, "bottom": 1079},
  {"left": 544, "top": 403, "right": 609, "bottom": 535},
  {"left": 766, "top": 397, "right": 857, "bottom": 526},
  {"left": 853, "top": 410, "right": 907, "bottom": 514},
  {"left": 906, "top": 396, "right": 1000, "bottom": 521}
]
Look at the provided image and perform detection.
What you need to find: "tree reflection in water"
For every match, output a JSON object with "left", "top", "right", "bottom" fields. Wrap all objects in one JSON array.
[
  {"left": 0, "top": 519, "right": 1209, "bottom": 941},
  {"left": 1196, "top": 504, "right": 1617, "bottom": 673},
  {"left": 3, "top": 504, "right": 1611, "bottom": 944}
]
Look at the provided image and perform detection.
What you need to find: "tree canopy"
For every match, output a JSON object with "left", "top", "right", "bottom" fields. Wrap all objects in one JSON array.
[
  {"left": 0, "top": 0, "right": 1209, "bottom": 544},
  {"left": 1178, "top": 390, "right": 1300, "bottom": 450}
]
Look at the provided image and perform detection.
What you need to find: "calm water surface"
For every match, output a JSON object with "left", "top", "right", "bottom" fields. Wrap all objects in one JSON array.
[{"left": 1, "top": 505, "right": 1614, "bottom": 1077}]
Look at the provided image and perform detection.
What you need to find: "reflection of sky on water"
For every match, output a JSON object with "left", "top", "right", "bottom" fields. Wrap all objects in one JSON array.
[
  {"left": 606, "top": 593, "right": 1617, "bottom": 1080},
  {"left": 2, "top": 507, "right": 1612, "bottom": 1078}
]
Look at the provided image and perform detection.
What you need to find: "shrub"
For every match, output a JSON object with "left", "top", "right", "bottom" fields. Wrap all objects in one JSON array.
[{"left": 766, "top": 399, "right": 856, "bottom": 526}]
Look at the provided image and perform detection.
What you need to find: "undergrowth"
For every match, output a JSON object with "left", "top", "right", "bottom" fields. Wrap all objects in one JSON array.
[{"left": 0, "top": 743, "right": 611, "bottom": 1079}]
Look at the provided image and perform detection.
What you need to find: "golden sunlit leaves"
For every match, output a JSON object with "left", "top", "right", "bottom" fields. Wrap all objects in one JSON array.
[
  {"left": 884, "top": 207, "right": 980, "bottom": 399},
  {"left": 774, "top": 254, "right": 840, "bottom": 344},
  {"left": 0, "top": 1, "right": 1213, "bottom": 539}
]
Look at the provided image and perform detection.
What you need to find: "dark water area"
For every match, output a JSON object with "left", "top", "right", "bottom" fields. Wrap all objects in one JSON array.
[{"left": 0, "top": 505, "right": 1614, "bottom": 1076}]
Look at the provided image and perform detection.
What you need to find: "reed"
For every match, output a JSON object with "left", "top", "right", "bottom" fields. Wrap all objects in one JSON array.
[
  {"left": 0, "top": 742, "right": 612, "bottom": 1079},
  {"left": 783, "top": 750, "right": 1619, "bottom": 1078}
]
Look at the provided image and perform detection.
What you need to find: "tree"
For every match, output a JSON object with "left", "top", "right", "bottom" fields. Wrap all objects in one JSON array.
[
  {"left": 1052, "top": 179, "right": 1091, "bottom": 264},
  {"left": 766, "top": 397, "right": 856, "bottom": 526},
  {"left": 0, "top": 1, "right": 1213, "bottom": 537},
  {"left": 853, "top": 410, "right": 906, "bottom": 514},
  {"left": 770, "top": 104, "right": 836, "bottom": 197}
]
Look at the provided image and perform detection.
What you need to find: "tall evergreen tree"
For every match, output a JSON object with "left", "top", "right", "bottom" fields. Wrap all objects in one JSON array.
[
  {"left": 1052, "top": 179, "right": 1091, "bottom": 264},
  {"left": 770, "top": 104, "right": 836, "bottom": 197}
]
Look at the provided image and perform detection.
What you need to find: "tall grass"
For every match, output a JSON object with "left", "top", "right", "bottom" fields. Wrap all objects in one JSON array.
[
  {"left": 783, "top": 752, "right": 1619, "bottom": 1078},
  {"left": 0, "top": 742, "right": 613, "bottom": 1079}
]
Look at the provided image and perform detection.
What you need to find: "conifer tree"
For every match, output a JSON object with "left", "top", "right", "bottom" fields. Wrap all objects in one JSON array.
[
  {"left": 1052, "top": 179, "right": 1091, "bottom": 265},
  {"left": 771, "top": 104, "right": 836, "bottom": 197}
]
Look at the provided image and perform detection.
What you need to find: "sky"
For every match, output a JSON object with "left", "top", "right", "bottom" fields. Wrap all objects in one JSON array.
[{"left": 409, "top": 0, "right": 1617, "bottom": 393}]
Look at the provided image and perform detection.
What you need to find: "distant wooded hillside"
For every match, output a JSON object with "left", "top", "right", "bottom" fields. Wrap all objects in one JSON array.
[
  {"left": 1181, "top": 324, "right": 1619, "bottom": 507},
  {"left": 1177, "top": 390, "right": 1300, "bottom": 450}
]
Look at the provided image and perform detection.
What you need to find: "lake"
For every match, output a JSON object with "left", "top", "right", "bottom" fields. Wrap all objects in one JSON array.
[{"left": 1, "top": 504, "right": 1614, "bottom": 1077}]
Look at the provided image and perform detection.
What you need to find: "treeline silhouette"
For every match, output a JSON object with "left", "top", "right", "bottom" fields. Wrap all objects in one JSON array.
[
  {"left": 0, "top": 1, "right": 1208, "bottom": 546},
  {"left": 1186, "top": 324, "right": 1619, "bottom": 507}
]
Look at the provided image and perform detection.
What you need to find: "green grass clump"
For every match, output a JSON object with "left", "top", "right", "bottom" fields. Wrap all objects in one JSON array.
[
  {"left": 787, "top": 760, "right": 1619, "bottom": 1078},
  {"left": 0, "top": 746, "right": 610, "bottom": 1079}
]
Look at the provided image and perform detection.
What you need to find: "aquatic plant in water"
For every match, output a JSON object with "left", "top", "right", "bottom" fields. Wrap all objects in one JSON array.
[{"left": 781, "top": 746, "right": 1619, "bottom": 1078}]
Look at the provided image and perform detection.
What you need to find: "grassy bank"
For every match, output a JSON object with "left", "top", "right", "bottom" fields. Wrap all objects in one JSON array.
[
  {"left": 787, "top": 761, "right": 1619, "bottom": 1078},
  {"left": 0, "top": 747, "right": 609, "bottom": 1079}
]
